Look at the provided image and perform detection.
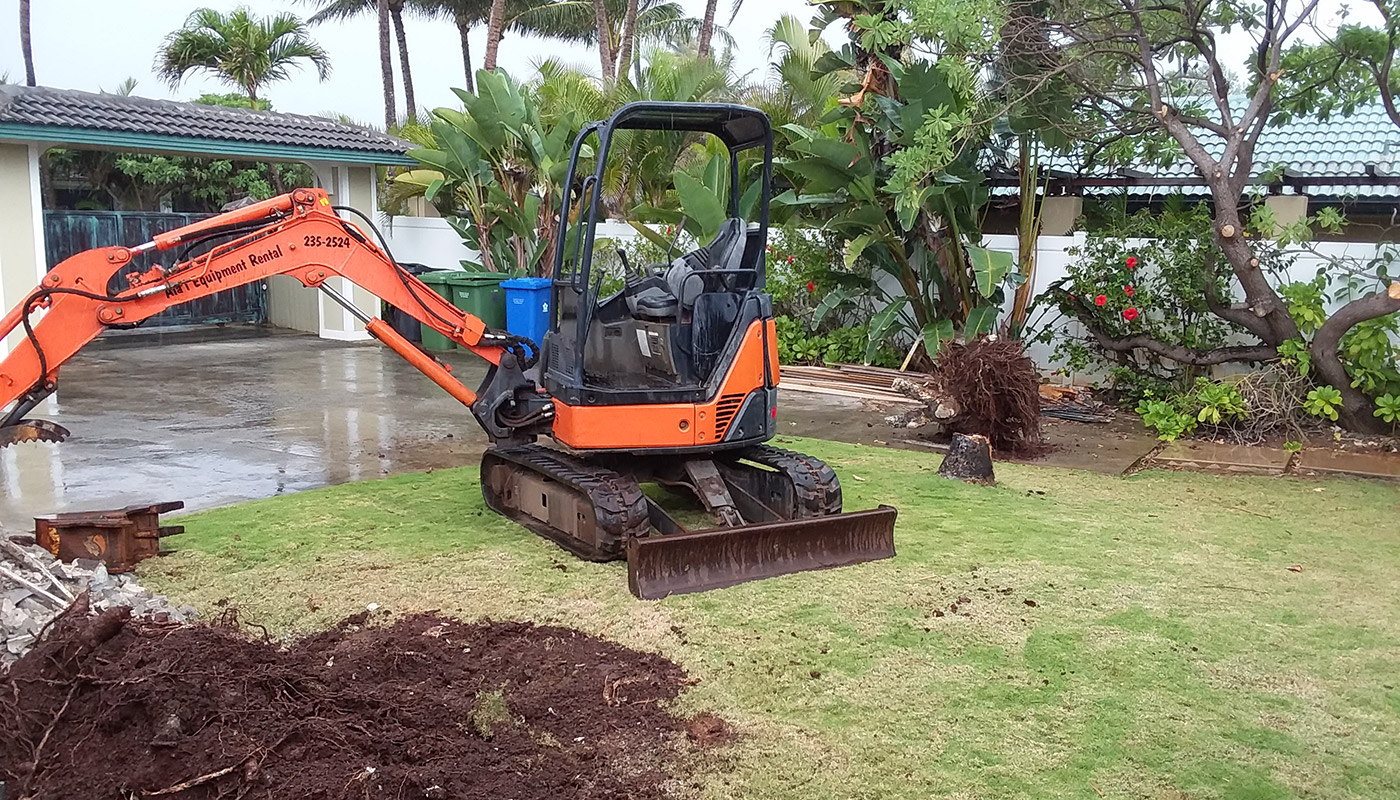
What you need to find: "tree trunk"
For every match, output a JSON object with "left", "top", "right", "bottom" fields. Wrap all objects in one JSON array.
[
  {"left": 591, "top": 0, "right": 614, "bottom": 79},
  {"left": 1210, "top": 204, "right": 1299, "bottom": 345},
  {"left": 20, "top": 0, "right": 35, "bottom": 86},
  {"left": 1308, "top": 286, "right": 1400, "bottom": 434},
  {"left": 484, "top": 0, "right": 506, "bottom": 72},
  {"left": 615, "top": 0, "right": 640, "bottom": 84},
  {"left": 1008, "top": 133, "right": 1038, "bottom": 337},
  {"left": 390, "top": 2, "right": 417, "bottom": 121},
  {"left": 697, "top": 0, "right": 717, "bottom": 58},
  {"left": 456, "top": 15, "right": 475, "bottom": 93},
  {"left": 376, "top": 0, "right": 397, "bottom": 130},
  {"left": 938, "top": 433, "right": 995, "bottom": 483}
]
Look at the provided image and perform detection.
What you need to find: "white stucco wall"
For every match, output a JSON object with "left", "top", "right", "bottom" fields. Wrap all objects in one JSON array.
[{"left": 0, "top": 142, "right": 47, "bottom": 358}]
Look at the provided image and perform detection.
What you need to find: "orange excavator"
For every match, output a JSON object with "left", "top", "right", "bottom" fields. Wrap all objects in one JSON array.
[{"left": 0, "top": 102, "right": 896, "bottom": 598}]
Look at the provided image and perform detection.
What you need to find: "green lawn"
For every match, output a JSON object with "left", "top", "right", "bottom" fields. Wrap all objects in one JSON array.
[{"left": 140, "top": 438, "right": 1400, "bottom": 800}]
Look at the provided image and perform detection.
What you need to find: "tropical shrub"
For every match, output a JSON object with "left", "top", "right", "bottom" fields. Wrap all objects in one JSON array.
[
  {"left": 394, "top": 70, "right": 580, "bottom": 276},
  {"left": 776, "top": 316, "right": 899, "bottom": 368},
  {"left": 1037, "top": 204, "right": 1248, "bottom": 393},
  {"left": 1134, "top": 377, "right": 1250, "bottom": 441}
]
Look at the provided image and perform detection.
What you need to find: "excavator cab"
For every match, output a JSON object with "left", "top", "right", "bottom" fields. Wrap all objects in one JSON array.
[{"left": 544, "top": 103, "right": 773, "bottom": 421}]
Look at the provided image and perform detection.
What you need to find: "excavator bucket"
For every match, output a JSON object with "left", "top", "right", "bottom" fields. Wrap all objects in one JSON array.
[
  {"left": 0, "top": 419, "right": 70, "bottom": 448},
  {"left": 626, "top": 505, "right": 898, "bottom": 600}
]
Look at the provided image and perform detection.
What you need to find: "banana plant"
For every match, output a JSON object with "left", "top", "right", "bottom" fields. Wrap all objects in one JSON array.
[
  {"left": 773, "top": 22, "right": 1021, "bottom": 363},
  {"left": 626, "top": 150, "right": 763, "bottom": 248},
  {"left": 393, "top": 69, "right": 584, "bottom": 276}
]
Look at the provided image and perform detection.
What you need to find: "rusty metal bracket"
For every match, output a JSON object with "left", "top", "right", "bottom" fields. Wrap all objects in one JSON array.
[{"left": 34, "top": 501, "right": 185, "bottom": 573}]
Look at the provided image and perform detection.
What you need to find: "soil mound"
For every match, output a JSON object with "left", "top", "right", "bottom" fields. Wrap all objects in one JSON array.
[{"left": 0, "top": 602, "right": 699, "bottom": 799}]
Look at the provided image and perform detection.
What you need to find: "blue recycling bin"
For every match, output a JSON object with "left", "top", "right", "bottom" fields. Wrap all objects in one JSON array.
[{"left": 500, "top": 277, "right": 553, "bottom": 349}]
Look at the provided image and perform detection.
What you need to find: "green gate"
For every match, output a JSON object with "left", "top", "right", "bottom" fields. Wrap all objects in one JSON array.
[{"left": 43, "top": 211, "right": 267, "bottom": 327}]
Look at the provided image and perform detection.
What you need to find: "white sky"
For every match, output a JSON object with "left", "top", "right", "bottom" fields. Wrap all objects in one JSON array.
[
  {"left": 0, "top": 1, "right": 1375, "bottom": 125},
  {"left": 0, "top": 0, "right": 815, "bottom": 122}
]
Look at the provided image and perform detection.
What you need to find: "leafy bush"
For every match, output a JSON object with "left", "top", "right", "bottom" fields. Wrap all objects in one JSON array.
[
  {"left": 776, "top": 315, "right": 899, "bottom": 367},
  {"left": 1037, "top": 204, "right": 1248, "bottom": 391},
  {"left": 765, "top": 227, "right": 845, "bottom": 320},
  {"left": 1375, "top": 393, "right": 1400, "bottom": 424},
  {"left": 1134, "top": 377, "right": 1250, "bottom": 441},
  {"left": 1304, "top": 385, "right": 1344, "bottom": 421}
]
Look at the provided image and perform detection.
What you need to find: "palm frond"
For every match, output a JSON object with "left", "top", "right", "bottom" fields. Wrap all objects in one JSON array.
[{"left": 302, "top": 0, "right": 375, "bottom": 25}]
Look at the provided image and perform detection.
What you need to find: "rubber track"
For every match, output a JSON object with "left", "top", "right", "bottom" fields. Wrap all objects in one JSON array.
[
  {"left": 482, "top": 444, "right": 649, "bottom": 562},
  {"left": 737, "top": 444, "right": 843, "bottom": 517}
]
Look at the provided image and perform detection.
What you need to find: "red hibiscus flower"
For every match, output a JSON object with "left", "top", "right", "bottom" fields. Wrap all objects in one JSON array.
[
  {"left": 1124, "top": 285, "right": 1135, "bottom": 297},
  {"left": 1123, "top": 307, "right": 1140, "bottom": 322},
  {"left": 788, "top": 256, "right": 795, "bottom": 264},
  {"left": 1094, "top": 294, "right": 1107, "bottom": 307},
  {"left": 1125, "top": 256, "right": 1138, "bottom": 269},
  {"left": 807, "top": 281, "right": 816, "bottom": 293}
]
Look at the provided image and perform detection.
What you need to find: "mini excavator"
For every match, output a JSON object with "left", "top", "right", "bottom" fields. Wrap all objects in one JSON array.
[{"left": 0, "top": 102, "right": 896, "bottom": 598}]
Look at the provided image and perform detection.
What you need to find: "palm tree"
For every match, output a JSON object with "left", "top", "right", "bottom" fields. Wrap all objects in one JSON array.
[
  {"left": 697, "top": 0, "right": 743, "bottom": 59},
  {"left": 484, "top": 0, "right": 508, "bottom": 71},
  {"left": 614, "top": 0, "right": 639, "bottom": 83},
  {"left": 156, "top": 8, "right": 331, "bottom": 109},
  {"left": 376, "top": 0, "right": 397, "bottom": 128},
  {"left": 591, "top": 0, "right": 614, "bottom": 78},
  {"left": 516, "top": 0, "right": 721, "bottom": 80},
  {"left": 536, "top": 51, "right": 738, "bottom": 208},
  {"left": 420, "top": 0, "right": 492, "bottom": 92},
  {"left": 19, "top": 0, "right": 35, "bottom": 86},
  {"left": 759, "top": 13, "right": 845, "bottom": 123},
  {"left": 304, "top": 0, "right": 417, "bottom": 120}
]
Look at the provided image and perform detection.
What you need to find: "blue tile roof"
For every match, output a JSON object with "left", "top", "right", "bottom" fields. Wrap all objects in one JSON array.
[{"left": 1008, "top": 104, "right": 1400, "bottom": 201}]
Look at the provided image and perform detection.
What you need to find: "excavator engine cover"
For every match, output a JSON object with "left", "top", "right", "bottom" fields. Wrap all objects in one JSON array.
[{"left": 626, "top": 505, "right": 898, "bottom": 600}]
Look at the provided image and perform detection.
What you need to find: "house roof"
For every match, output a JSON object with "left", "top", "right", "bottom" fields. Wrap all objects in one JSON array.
[
  {"left": 0, "top": 85, "right": 414, "bottom": 165},
  {"left": 995, "top": 104, "right": 1400, "bottom": 202}
]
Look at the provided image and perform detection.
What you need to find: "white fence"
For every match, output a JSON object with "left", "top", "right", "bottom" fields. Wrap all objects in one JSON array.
[{"left": 382, "top": 216, "right": 1395, "bottom": 380}]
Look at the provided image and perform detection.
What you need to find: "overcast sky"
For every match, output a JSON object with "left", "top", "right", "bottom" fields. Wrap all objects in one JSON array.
[
  {"left": 0, "top": 1, "right": 1372, "bottom": 125},
  {"left": 0, "top": 0, "right": 815, "bottom": 122}
]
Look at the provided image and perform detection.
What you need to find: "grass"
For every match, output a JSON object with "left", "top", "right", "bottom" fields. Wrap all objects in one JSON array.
[{"left": 140, "top": 437, "right": 1400, "bottom": 799}]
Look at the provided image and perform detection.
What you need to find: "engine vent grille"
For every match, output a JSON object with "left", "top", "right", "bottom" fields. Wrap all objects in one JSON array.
[{"left": 713, "top": 393, "right": 746, "bottom": 438}]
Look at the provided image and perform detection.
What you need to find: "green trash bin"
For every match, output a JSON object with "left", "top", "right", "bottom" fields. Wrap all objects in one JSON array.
[
  {"left": 415, "top": 271, "right": 458, "bottom": 352},
  {"left": 447, "top": 274, "right": 508, "bottom": 349},
  {"left": 415, "top": 272, "right": 509, "bottom": 351}
]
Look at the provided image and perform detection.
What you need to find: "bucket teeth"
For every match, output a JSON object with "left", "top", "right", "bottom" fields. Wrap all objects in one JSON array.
[{"left": 0, "top": 419, "right": 71, "bottom": 448}]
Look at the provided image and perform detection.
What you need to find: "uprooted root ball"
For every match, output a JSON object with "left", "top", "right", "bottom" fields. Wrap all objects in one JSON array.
[
  {"left": 0, "top": 607, "right": 716, "bottom": 800},
  {"left": 895, "top": 338, "right": 1044, "bottom": 453}
]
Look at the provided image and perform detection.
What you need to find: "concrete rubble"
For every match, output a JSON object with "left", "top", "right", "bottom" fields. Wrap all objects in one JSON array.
[{"left": 0, "top": 531, "right": 197, "bottom": 671}]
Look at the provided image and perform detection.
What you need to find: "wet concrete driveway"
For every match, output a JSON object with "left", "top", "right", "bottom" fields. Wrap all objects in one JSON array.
[
  {"left": 1, "top": 331, "right": 1236, "bottom": 531},
  {"left": 0, "top": 332, "right": 493, "bottom": 530}
]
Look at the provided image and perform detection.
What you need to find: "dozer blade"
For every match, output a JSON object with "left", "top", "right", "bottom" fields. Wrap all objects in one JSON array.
[
  {"left": 0, "top": 419, "right": 70, "bottom": 448},
  {"left": 626, "top": 505, "right": 898, "bottom": 600}
]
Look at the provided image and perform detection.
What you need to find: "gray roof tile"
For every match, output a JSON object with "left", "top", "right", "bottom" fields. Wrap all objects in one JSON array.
[{"left": 0, "top": 85, "right": 410, "bottom": 159}]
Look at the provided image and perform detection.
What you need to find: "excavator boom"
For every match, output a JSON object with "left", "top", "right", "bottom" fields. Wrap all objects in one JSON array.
[{"left": 0, "top": 188, "right": 549, "bottom": 445}]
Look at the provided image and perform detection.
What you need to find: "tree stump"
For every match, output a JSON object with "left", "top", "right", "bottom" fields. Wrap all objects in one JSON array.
[{"left": 938, "top": 433, "right": 994, "bottom": 483}]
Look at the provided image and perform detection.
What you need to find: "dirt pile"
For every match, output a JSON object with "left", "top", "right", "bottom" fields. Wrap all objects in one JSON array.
[{"left": 1, "top": 604, "right": 704, "bottom": 799}]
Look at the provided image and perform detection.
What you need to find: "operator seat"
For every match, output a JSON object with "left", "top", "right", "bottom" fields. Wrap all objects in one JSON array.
[{"left": 627, "top": 219, "right": 747, "bottom": 319}]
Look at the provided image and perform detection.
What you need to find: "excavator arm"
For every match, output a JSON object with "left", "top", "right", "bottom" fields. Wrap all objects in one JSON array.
[{"left": 0, "top": 188, "right": 552, "bottom": 448}]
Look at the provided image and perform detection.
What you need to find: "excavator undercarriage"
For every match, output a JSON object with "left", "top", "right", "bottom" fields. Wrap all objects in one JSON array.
[
  {"left": 481, "top": 444, "right": 896, "bottom": 598},
  {"left": 0, "top": 102, "right": 898, "bottom": 599}
]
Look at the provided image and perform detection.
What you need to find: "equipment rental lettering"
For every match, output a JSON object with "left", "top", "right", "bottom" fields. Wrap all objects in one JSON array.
[{"left": 165, "top": 245, "right": 283, "bottom": 298}]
